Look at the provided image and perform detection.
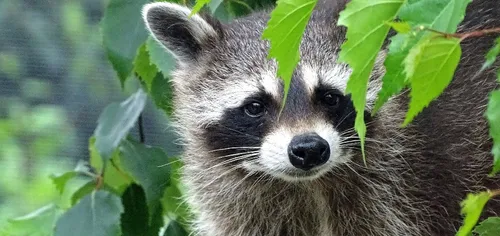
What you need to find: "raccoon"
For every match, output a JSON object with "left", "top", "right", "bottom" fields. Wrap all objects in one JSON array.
[{"left": 142, "top": 0, "right": 500, "bottom": 235}]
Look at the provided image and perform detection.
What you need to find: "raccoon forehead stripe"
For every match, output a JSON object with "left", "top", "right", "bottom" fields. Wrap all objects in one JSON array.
[
  {"left": 260, "top": 72, "right": 281, "bottom": 100},
  {"left": 319, "top": 65, "right": 350, "bottom": 92},
  {"left": 302, "top": 65, "right": 320, "bottom": 94}
]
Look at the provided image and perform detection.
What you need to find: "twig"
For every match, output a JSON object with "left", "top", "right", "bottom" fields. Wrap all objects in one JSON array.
[
  {"left": 490, "top": 189, "right": 500, "bottom": 198},
  {"left": 422, "top": 26, "right": 500, "bottom": 40}
]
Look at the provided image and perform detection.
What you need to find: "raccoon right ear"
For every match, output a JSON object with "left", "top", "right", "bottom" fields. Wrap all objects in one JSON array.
[{"left": 142, "top": 2, "right": 221, "bottom": 63}]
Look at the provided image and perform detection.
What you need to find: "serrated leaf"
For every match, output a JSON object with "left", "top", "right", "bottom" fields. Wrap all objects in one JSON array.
[
  {"left": 374, "top": 0, "right": 471, "bottom": 114},
  {"left": 487, "top": 90, "right": 500, "bottom": 175},
  {"left": 387, "top": 21, "right": 411, "bottom": 33},
  {"left": 94, "top": 89, "right": 147, "bottom": 163},
  {"left": 1, "top": 204, "right": 62, "bottom": 236},
  {"left": 146, "top": 37, "right": 176, "bottom": 77},
  {"left": 474, "top": 217, "right": 500, "bottom": 236},
  {"left": 102, "top": 0, "right": 150, "bottom": 86},
  {"left": 121, "top": 184, "right": 164, "bottom": 236},
  {"left": 403, "top": 36, "right": 461, "bottom": 125},
  {"left": 262, "top": 0, "right": 318, "bottom": 106},
  {"left": 134, "top": 43, "right": 158, "bottom": 91},
  {"left": 151, "top": 73, "right": 174, "bottom": 116},
  {"left": 55, "top": 191, "right": 124, "bottom": 236},
  {"left": 482, "top": 37, "right": 500, "bottom": 71},
  {"left": 50, "top": 171, "right": 77, "bottom": 194},
  {"left": 373, "top": 33, "right": 418, "bottom": 113},
  {"left": 119, "top": 138, "right": 171, "bottom": 215},
  {"left": 162, "top": 221, "right": 188, "bottom": 236},
  {"left": 337, "top": 0, "right": 405, "bottom": 157},
  {"left": 50, "top": 161, "right": 91, "bottom": 194},
  {"left": 457, "top": 191, "right": 492, "bottom": 236}
]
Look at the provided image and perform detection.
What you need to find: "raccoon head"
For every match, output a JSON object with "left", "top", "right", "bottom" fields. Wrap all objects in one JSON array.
[{"left": 143, "top": 2, "right": 381, "bottom": 181}]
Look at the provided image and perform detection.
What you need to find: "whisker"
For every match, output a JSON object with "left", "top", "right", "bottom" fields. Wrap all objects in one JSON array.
[{"left": 208, "top": 146, "right": 261, "bottom": 153}]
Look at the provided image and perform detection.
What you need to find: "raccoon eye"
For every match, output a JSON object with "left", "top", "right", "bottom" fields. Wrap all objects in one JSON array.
[
  {"left": 244, "top": 101, "right": 266, "bottom": 117},
  {"left": 322, "top": 91, "right": 341, "bottom": 108}
]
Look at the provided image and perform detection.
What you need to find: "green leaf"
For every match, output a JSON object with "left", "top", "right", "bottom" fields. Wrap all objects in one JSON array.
[
  {"left": 121, "top": 184, "right": 164, "bottom": 236},
  {"left": 374, "top": 0, "right": 472, "bottom": 114},
  {"left": 403, "top": 35, "right": 461, "bottom": 125},
  {"left": 151, "top": 73, "right": 174, "bottom": 116},
  {"left": 191, "top": 0, "right": 211, "bottom": 16},
  {"left": 482, "top": 37, "right": 500, "bottom": 71},
  {"left": 146, "top": 37, "right": 176, "bottom": 77},
  {"left": 50, "top": 161, "right": 91, "bottom": 194},
  {"left": 89, "top": 137, "right": 132, "bottom": 193},
  {"left": 211, "top": 0, "right": 233, "bottom": 22},
  {"left": 474, "top": 217, "right": 500, "bottom": 236},
  {"left": 94, "top": 89, "right": 147, "bottom": 163},
  {"left": 119, "top": 138, "right": 171, "bottom": 213},
  {"left": 50, "top": 171, "right": 77, "bottom": 194},
  {"left": 71, "top": 181, "right": 96, "bottom": 206},
  {"left": 398, "top": 0, "right": 472, "bottom": 33},
  {"left": 55, "top": 191, "right": 124, "bottom": 236},
  {"left": 162, "top": 221, "right": 188, "bottom": 236},
  {"left": 372, "top": 33, "right": 417, "bottom": 113},
  {"left": 337, "top": 0, "right": 405, "bottom": 158},
  {"left": 262, "top": 0, "right": 319, "bottom": 106},
  {"left": 102, "top": 0, "right": 150, "bottom": 86},
  {"left": 387, "top": 21, "right": 411, "bottom": 33},
  {"left": 457, "top": 191, "right": 492, "bottom": 236},
  {"left": 208, "top": 0, "right": 224, "bottom": 13},
  {"left": 487, "top": 90, "right": 500, "bottom": 175},
  {"left": 227, "top": 0, "right": 253, "bottom": 17},
  {"left": 1, "top": 204, "right": 62, "bottom": 236},
  {"left": 134, "top": 43, "right": 158, "bottom": 91}
]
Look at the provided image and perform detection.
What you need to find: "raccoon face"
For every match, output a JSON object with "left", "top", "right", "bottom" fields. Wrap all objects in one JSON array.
[{"left": 143, "top": 2, "right": 379, "bottom": 181}]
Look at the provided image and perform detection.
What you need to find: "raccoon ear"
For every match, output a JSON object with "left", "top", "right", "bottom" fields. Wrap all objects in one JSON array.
[{"left": 142, "top": 2, "right": 221, "bottom": 63}]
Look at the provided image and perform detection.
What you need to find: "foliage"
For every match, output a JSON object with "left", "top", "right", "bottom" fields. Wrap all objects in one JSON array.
[
  {"left": 487, "top": 88, "right": 500, "bottom": 175},
  {"left": 2, "top": 0, "right": 500, "bottom": 235},
  {"left": 337, "top": 0, "right": 405, "bottom": 159},
  {"left": 474, "top": 217, "right": 500, "bottom": 236},
  {"left": 403, "top": 35, "right": 462, "bottom": 125},
  {"left": 102, "top": 0, "right": 150, "bottom": 86},
  {"left": 457, "top": 191, "right": 493, "bottom": 236},
  {"left": 262, "top": 0, "right": 318, "bottom": 107}
]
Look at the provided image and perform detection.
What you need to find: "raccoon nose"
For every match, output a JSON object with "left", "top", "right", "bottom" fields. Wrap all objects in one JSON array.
[{"left": 288, "top": 133, "right": 330, "bottom": 171}]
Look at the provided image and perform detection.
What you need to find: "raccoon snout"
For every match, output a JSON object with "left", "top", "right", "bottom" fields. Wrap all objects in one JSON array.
[{"left": 287, "top": 133, "right": 330, "bottom": 171}]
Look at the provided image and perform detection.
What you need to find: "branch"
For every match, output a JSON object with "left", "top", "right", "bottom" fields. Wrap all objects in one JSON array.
[{"left": 422, "top": 26, "right": 500, "bottom": 40}]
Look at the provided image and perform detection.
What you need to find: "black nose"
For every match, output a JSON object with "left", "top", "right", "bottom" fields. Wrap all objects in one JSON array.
[{"left": 288, "top": 133, "right": 330, "bottom": 171}]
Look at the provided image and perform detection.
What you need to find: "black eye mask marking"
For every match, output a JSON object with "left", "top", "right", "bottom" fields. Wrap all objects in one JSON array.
[{"left": 202, "top": 91, "right": 276, "bottom": 161}]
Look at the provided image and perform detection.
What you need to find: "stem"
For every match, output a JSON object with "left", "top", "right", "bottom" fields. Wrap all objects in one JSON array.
[
  {"left": 95, "top": 175, "right": 103, "bottom": 190},
  {"left": 490, "top": 189, "right": 500, "bottom": 198},
  {"left": 424, "top": 26, "right": 500, "bottom": 40},
  {"left": 138, "top": 113, "right": 145, "bottom": 143}
]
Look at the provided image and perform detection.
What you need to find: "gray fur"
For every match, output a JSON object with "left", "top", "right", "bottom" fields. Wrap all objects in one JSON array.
[{"left": 143, "top": 0, "right": 500, "bottom": 235}]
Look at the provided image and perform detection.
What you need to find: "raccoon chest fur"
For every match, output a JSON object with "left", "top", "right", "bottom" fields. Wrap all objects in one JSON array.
[{"left": 182, "top": 156, "right": 424, "bottom": 236}]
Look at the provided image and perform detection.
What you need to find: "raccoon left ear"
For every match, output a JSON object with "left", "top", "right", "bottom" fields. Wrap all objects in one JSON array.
[{"left": 142, "top": 2, "right": 222, "bottom": 64}]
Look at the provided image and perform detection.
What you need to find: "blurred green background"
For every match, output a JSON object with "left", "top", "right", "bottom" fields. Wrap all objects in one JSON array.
[{"left": 0, "top": 0, "right": 182, "bottom": 228}]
